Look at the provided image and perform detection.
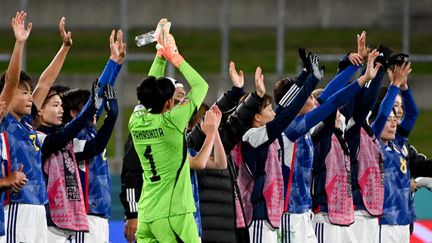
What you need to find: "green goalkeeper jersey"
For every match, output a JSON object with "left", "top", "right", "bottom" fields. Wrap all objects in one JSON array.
[{"left": 129, "top": 58, "right": 208, "bottom": 222}]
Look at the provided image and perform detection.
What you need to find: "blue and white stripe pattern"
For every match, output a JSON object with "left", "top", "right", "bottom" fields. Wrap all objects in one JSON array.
[
  {"left": 314, "top": 222, "right": 325, "bottom": 243},
  {"left": 279, "top": 84, "right": 302, "bottom": 108},
  {"left": 75, "top": 231, "right": 85, "bottom": 243},
  {"left": 280, "top": 213, "right": 291, "bottom": 243},
  {"left": 6, "top": 203, "right": 18, "bottom": 243},
  {"left": 250, "top": 220, "right": 265, "bottom": 243},
  {"left": 126, "top": 188, "right": 138, "bottom": 213}
]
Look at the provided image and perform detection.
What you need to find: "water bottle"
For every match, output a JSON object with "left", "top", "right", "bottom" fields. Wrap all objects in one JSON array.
[{"left": 135, "top": 30, "right": 156, "bottom": 47}]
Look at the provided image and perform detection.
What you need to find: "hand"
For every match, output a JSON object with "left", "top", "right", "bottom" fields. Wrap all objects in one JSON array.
[
  {"left": 387, "top": 61, "right": 411, "bottom": 88},
  {"left": 357, "top": 31, "right": 369, "bottom": 61},
  {"left": 7, "top": 164, "right": 27, "bottom": 193},
  {"left": 59, "top": 17, "right": 72, "bottom": 46},
  {"left": 310, "top": 53, "right": 325, "bottom": 80},
  {"left": 201, "top": 109, "right": 219, "bottom": 137},
  {"left": 363, "top": 49, "right": 382, "bottom": 81},
  {"left": 103, "top": 84, "right": 118, "bottom": 113},
  {"left": 109, "top": 29, "right": 127, "bottom": 64},
  {"left": 210, "top": 105, "right": 222, "bottom": 127},
  {"left": 348, "top": 53, "right": 363, "bottom": 66},
  {"left": 11, "top": 11, "right": 32, "bottom": 43},
  {"left": 410, "top": 179, "right": 418, "bottom": 193},
  {"left": 124, "top": 218, "right": 138, "bottom": 243},
  {"left": 298, "top": 48, "right": 312, "bottom": 72},
  {"left": 0, "top": 101, "right": 7, "bottom": 123},
  {"left": 229, "top": 61, "right": 244, "bottom": 88},
  {"left": 156, "top": 28, "right": 184, "bottom": 67},
  {"left": 155, "top": 18, "right": 168, "bottom": 57},
  {"left": 255, "top": 67, "right": 265, "bottom": 97},
  {"left": 91, "top": 79, "right": 103, "bottom": 110}
]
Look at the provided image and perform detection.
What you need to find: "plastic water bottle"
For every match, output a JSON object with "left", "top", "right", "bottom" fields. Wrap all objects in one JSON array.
[{"left": 135, "top": 30, "right": 156, "bottom": 47}]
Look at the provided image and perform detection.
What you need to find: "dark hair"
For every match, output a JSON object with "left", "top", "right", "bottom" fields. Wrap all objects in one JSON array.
[
  {"left": 273, "top": 77, "right": 297, "bottom": 104},
  {"left": 260, "top": 94, "right": 273, "bottom": 111},
  {"left": 34, "top": 88, "right": 59, "bottom": 128},
  {"left": 238, "top": 92, "right": 273, "bottom": 114},
  {"left": 0, "top": 70, "right": 33, "bottom": 93},
  {"left": 52, "top": 84, "right": 71, "bottom": 96},
  {"left": 61, "top": 88, "right": 91, "bottom": 123},
  {"left": 137, "top": 76, "right": 175, "bottom": 114}
]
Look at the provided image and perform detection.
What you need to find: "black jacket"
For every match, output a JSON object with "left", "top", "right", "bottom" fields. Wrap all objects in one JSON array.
[{"left": 119, "top": 134, "right": 143, "bottom": 219}]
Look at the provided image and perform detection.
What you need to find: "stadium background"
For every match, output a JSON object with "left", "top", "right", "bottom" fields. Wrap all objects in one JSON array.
[{"left": 1, "top": 0, "right": 431, "bottom": 242}]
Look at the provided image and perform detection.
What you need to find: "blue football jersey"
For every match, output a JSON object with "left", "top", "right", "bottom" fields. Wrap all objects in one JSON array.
[
  {"left": 75, "top": 126, "right": 111, "bottom": 217},
  {"left": 379, "top": 141, "right": 415, "bottom": 225},
  {"left": 0, "top": 113, "right": 47, "bottom": 205},
  {"left": 282, "top": 115, "right": 314, "bottom": 213}
]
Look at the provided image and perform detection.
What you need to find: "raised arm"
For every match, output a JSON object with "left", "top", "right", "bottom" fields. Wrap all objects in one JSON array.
[
  {"left": 75, "top": 85, "right": 118, "bottom": 161},
  {"left": 33, "top": 17, "right": 72, "bottom": 110},
  {"left": 244, "top": 61, "right": 322, "bottom": 148},
  {"left": 286, "top": 50, "right": 382, "bottom": 141},
  {"left": 148, "top": 19, "right": 169, "bottom": 78},
  {"left": 98, "top": 29, "right": 126, "bottom": 95},
  {"left": 96, "top": 30, "right": 125, "bottom": 118},
  {"left": 160, "top": 27, "right": 208, "bottom": 129},
  {"left": 397, "top": 77, "right": 419, "bottom": 137},
  {"left": 371, "top": 62, "right": 411, "bottom": 138},
  {"left": 189, "top": 106, "right": 225, "bottom": 170},
  {"left": 0, "top": 11, "right": 32, "bottom": 114},
  {"left": 319, "top": 31, "right": 368, "bottom": 102}
]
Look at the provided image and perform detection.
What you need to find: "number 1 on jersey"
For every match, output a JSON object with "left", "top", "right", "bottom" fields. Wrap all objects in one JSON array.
[{"left": 144, "top": 146, "right": 161, "bottom": 182}]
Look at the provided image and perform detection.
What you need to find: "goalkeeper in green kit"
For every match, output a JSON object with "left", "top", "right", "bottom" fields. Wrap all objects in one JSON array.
[{"left": 129, "top": 19, "right": 208, "bottom": 243}]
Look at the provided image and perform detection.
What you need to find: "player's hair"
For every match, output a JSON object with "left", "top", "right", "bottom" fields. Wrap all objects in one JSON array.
[
  {"left": 61, "top": 88, "right": 91, "bottom": 123},
  {"left": 136, "top": 76, "right": 175, "bottom": 114},
  {"left": 273, "top": 77, "right": 297, "bottom": 104},
  {"left": 0, "top": 70, "right": 33, "bottom": 93},
  {"left": 34, "top": 88, "right": 59, "bottom": 128}
]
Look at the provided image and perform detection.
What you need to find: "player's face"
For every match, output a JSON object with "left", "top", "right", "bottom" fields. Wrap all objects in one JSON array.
[
  {"left": 173, "top": 85, "right": 186, "bottom": 104},
  {"left": 394, "top": 95, "right": 403, "bottom": 124},
  {"left": 39, "top": 95, "right": 64, "bottom": 126},
  {"left": 10, "top": 83, "right": 33, "bottom": 117},
  {"left": 381, "top": 112, "right": 398, "bottom": 142},
  {"left": 255, "top": 104, "right": 276, "bottom": 126}
]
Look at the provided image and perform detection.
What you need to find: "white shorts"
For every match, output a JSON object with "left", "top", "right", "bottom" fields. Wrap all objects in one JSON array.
[
  {"left": 248, "top": 219, "right": 277, "bottom": 243},
  {"left": 74, "top": 215, "right": 108, "bottom": 243},
  {"left": 378, "top": 224, "right": 410, "bottom": 243},
  {"left": 280, "top": 211, "right": 317, "bottom": 243},
  {"left": 312, "top": 212, "right": 358, "bottom": 243},
  {"left": 349, "top": 210, "right": 379, "bottom": 243},
  {"left": 4, "top": 203, "right": 48, "bottom": 243},
  {"left": 47, "top": 226, "right": 76, "bottom": 243}
]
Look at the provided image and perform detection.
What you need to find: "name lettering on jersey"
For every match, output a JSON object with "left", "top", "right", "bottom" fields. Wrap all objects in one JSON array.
[{"left": 133, "top": 128, "right": 164, "bottom": 140}]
